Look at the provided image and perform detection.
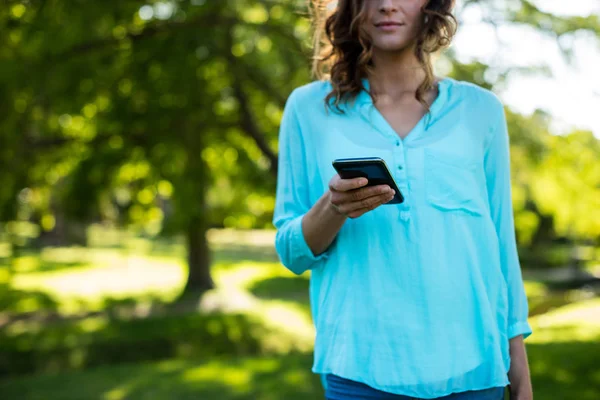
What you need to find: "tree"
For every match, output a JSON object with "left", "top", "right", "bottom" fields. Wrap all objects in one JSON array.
[
  {"left": 0, "top": 0, "right": 309, "bottom": 293},
  {"left": 0, "top": 0, "right": 598, "bottom": 294}
]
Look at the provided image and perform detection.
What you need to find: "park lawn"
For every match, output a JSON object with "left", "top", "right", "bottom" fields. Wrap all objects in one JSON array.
[
  {"left": 0, "top": 298, "right": 599, "bottom": 400},
  {"left": 3, "top": 241, "right": 316, "bottom": 354},
  {"left": 0, "top": 353, "right": 323, "bottom": 400},
  {"left": 1, "top": 228, "right": 599, "bottom": 399},
  {"left": 4, "top": 229, "right": 292, "bottom": 314}
]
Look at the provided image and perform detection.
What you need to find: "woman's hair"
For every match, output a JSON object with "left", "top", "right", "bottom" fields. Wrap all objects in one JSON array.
[{"left": 310, "top": 0, "right": 457, "bottom": 113}]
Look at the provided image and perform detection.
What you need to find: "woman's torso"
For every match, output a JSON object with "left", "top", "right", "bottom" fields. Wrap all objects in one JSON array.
[{"left": 291, "top": 78, "right": 512, "bottom": 398}]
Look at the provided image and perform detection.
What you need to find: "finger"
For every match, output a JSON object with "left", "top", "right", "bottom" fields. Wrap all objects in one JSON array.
[
  {"left": 346, "top": 184, "right": 392, "bottom": 202},
  {"left": 330, "top": 175, "right": 369, "bottom": 192},
  {"left": 337, "top": 186, "right": 393, "bottom": 209},
  {"left": 330, "top": 183, "right": 391, "bottom": 207},
  {"left": 340, "top": 191, "right": 395, "bottom": 216},
  {"left": 347, "top": 197, "right": 393, "bottom": 218}
]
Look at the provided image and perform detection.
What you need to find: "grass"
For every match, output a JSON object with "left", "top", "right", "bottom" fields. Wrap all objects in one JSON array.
[
  {"left": 0, "top": 227, "right": 599, "bottom": 399},
  {"left": 0, "top": 354, "right": 323, "bottom": 400},
  {"left": 2, "top": 231, "right": 315, "bottom": 353},
  {"left": 1, "top": 298, "right": 598, "bottom": 400}
]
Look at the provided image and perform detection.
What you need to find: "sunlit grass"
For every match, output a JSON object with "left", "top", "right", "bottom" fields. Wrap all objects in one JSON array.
[
  {"left": 212, "top": 261, "right": 282, "bottom": 290},
  {"left": 207, "top": 228, "right": 276, "bottom": 247},
  {"left": 524, "top": 280, "right": 548, "bottom": 297},
  {"left": 4, "top": 228, "right": 281, "bottom": 316},
  {"left": 529, "top": 297, "right": 600, "bottom": 343},
  {"left": 8, "top": 250, "right": 301, "bottom": 315},
  {"left": 0, "top": 242, "right": 11, "bottom": 258},
  {"left": 10, "top": 253, "right": 186, "bottom": 314}
]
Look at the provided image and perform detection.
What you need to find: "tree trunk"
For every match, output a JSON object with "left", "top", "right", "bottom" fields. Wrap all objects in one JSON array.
[
  {"left": 183, "top": 215, "right": 214, "bottom": 293},
  {"left": 178, "top": 114, "right": 214, "bottom": 296}
]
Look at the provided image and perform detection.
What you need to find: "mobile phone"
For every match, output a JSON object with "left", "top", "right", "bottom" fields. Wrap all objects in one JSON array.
[{"left": 332, "top": 157, "right": 404, "bottom": 204}]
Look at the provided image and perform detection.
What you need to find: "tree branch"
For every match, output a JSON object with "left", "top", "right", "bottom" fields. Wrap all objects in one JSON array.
[
  {"left": 233, "top": 81, "right": 279, "bottom": 178},
  {"left": 224, "top": 28, "right": 278, "bottom": 177},
  {"left": 52, "top": 12, "right": 306, "bottom": 65},
  {"left": 54, "top": 13, "right": 227, "bottom": 61},
  {"left": 241, "top": 64, "right": 287, "bottom": 110}
]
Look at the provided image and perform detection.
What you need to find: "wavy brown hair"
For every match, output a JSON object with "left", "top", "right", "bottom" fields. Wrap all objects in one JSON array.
[{"left": 310, "top": 0, "right": 457, "bottom": 113}]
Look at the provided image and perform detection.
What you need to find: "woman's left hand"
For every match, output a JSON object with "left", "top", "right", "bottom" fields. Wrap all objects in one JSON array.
[{"left": 508, "top": 335, "right": 533, "bottom": 399}]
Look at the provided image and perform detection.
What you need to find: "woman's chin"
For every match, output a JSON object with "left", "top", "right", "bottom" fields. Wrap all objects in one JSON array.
[{"left": 372, "top": 38, "right": 413, "bottom": 53}]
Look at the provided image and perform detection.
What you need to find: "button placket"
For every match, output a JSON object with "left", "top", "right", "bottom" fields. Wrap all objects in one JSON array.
[
  {"left": 358, "top": 103, "right": 414, "bottom": 223},
  {"left": 393, "top": 141, "right": 412, "bottom": 224}
]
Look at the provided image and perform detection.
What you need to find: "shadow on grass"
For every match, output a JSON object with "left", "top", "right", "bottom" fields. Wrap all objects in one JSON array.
[
  {"left": 212, "top": 245, "right": 280, "bottom": 265},
  {"left": 545, "top": 277, "right": 600, "bottom": 291},
  {"left": 0, "top": 292, "right": 175, "bottom": 330},
  {"left": 28, "top": 260, "right": 88, "bottom": 274},
  {"left": 528, "top": 290, "right": 579, "bottom": 317},
  {"left": 7, "top": 252, "right": 90, "bottom": 274},
  {"left": 248, "top": 276, "right": 310, "bottom": 304},
  {"left": 0, "top": 283, "right": 59, "bottom": 314},
  {"left": 145, "top": 241, "right": 280, "bottom": 265},
  {"left": 528, "top": 286, "right": 600, "bottom": 317},
  {"left": 0, "top": 310, "right": 273, "bottom": 378}
]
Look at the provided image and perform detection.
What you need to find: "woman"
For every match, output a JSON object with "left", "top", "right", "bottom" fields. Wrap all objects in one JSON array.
[{"left": 273, "top": 1, "right": 533, "bottom": 399}]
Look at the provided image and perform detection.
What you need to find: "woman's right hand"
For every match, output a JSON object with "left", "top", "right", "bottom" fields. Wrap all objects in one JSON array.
[{"left": 327, "top": 174, "right": 395, "bottom": 219}]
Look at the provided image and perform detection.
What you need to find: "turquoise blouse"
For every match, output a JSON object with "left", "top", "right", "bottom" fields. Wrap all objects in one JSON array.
[{"left": 272, "top": 77, "right": 532, "bottom": 399}]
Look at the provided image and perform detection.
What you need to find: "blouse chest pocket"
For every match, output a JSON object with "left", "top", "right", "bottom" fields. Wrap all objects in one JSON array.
[{"left": 424, "top": 149, "right": 484, "bottom": 216}]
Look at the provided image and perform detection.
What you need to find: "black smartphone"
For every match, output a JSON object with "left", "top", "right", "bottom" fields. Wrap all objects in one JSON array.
[{"left": 332, "top": 157, "right": 404, "bottom": 204}]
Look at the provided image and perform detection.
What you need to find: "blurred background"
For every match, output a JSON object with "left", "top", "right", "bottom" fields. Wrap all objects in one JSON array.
[{"left": 0, "top": 0, "right": 599, "bottom": 399}]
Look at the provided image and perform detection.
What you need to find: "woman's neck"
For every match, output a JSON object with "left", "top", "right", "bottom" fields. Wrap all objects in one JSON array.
[{"left": 368, "top": 47, "right": 434, "bottom": 98}]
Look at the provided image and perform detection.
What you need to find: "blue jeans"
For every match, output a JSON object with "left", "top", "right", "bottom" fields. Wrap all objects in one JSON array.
[{"left": 325, "top": 374, "right": 506, "bottom": 400}]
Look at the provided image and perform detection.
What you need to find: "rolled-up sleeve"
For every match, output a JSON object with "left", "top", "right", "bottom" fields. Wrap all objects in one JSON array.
[
  {"left": 484, "top": 104, "right": 533, "bottom": 340},
  {"left": 272, "top": 90, "right": 329, "bottom": 275}
]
